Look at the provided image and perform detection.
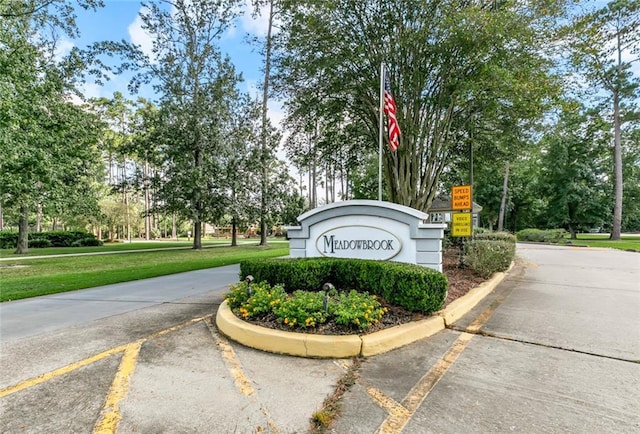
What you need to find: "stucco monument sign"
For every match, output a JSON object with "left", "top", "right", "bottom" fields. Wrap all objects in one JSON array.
[{"left": 285, "top": 200, "right": 446, "bottom": 272}]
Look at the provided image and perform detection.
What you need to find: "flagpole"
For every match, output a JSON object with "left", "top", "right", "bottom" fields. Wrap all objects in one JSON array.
[{"left": 378, "top": 62, "right": 384, "bottom": 201}]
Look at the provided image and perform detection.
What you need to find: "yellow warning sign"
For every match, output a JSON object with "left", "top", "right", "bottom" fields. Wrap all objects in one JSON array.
[
  {"left": 452, "top": 185, "right": 472, "bottom": 211},
  {"left": 451, "top": 212, "right": 472, "bottom": 237}
]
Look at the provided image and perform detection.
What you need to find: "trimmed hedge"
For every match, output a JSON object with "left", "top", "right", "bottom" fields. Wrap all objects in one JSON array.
[
  {"left": 516, "top": 228, "right": 567, "bottom": 243},
  {"left": 0, "top": 231, "right": 101, "bottom": 249},
  {"left": 239, "top": 257, "right": 448, "bottom": 314}
]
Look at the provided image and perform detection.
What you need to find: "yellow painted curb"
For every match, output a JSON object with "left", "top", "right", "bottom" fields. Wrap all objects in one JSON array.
[
  {"left": 360, "top": 316, "right": 445, "bottom": 357},
  {"left": 437, "top": 261, "right": 513, "bottom": 326},
  {"left": 216, "top": 261, "right": 513, "bottom": 358},
  {"left": 216, "top": 301, "right": 362, "bottom": 358}
]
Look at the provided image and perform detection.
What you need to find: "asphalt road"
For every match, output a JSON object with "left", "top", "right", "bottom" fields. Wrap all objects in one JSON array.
[{"left": 1, "top": 244, "right": 639, "bottom": 433}]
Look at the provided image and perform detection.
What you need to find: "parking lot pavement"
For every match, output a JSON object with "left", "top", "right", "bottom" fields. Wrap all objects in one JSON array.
[
  {"left": 1, "top": 310, "right": 348, "bottom": 433},
  {"left": 2, "top": 244, "right": 639, "bottom": 433}
]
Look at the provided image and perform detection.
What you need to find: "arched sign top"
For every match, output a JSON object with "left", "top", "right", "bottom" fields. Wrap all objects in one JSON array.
[
  {"left": 297, "top": 200, "right": 428, "bottom": 224},
  {"left": 315, "top": 225, "right": 402, "bottom": 260}
]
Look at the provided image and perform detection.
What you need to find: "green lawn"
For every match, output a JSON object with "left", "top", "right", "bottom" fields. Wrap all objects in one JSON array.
[
  {"left": 0, "top": 238, "right": 278, "bottom": 258},
  {"left": 570, "top": 234, "right": 640, "bottom": 251},
  {"left": 0, "top": 244, "right": 289, "bottom": 302}
]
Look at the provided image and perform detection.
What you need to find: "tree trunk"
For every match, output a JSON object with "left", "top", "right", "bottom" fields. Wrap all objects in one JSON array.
[
  {"left": 172, "top": 212, "right": 177, "bottom": 240},
  {"left": 15, "top": 206, "right": 29, "bottom": 254},
  {"left": 611, "top": 86, "right": 623, "bottom": 240},
  {"left": 193, "top": 219, "right": 202, "bottom": 249},
  {"left": 231, "top": 216, "right": 237, "bottom": 247},
  {"left": 259, "top": 0, "right": 275, "bottom": 247},
  {"left": 144, "top": 160, "right": 150, "bottom": 240},
  {"left": 36, "top": 204, "right": 42, "bottom": 232},
  {"left": 0, "top": 202, "right": 3, "bottom": 231},
  {"left": 568, "top": 225, "right": 576, "bottom": 240},
  {"left": 498, "top": 162, "right": 510, "bottom": 232}
]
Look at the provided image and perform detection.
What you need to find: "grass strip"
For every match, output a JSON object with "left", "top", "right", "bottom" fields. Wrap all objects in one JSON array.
[
  {"left": 0, "top": 239, "right": 280, "bottom": 258},
  {"left": 0, "top": 244, "right": 289, "bottom": 302},
  {"left": 570, "top": 234, "right": 640, "bottom": 251}
]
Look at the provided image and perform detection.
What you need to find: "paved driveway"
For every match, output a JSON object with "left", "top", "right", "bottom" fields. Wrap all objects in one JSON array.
[
  {"left": 333, "top": 244, "right": 640, "bottom": 433},
  {"left": 1, "top": 244, "right": 638, "bottom": 433}
]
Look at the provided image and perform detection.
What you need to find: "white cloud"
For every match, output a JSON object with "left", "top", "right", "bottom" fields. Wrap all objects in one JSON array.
[
  {"left": 128, "top": 10, "right": 155, "bottom": 61},
  {"left": 239, "top": 0, "right": 281, "bottom": 37},
  {"left": 53, "top": 37, "right": 74, "bottom": 61}
]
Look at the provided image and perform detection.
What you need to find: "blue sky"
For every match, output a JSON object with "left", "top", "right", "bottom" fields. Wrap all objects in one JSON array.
[{"left": 67, "top": 0, "right": 276, "bottom": 117}]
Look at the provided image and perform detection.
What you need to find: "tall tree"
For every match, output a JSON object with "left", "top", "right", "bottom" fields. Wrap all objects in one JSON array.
[
  {"left": 109, "top": 0, "right": 243, "bottom": 249},
  {"left": 276, "top": 0, "right": 567, "bottom": 212},
  {"left": 538, "top": 104, "right": 611, "bottom": 238},
  {"left": 569, "top": 0, "right": 640, "bottom": 240},
  {"left": 0, "top": 0, "right": 103, "bottom": 253}
]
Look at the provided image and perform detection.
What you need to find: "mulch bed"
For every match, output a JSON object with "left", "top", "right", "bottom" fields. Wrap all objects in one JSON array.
[{"left": 240, "top": 248, "right": 487, "bottom": 336}]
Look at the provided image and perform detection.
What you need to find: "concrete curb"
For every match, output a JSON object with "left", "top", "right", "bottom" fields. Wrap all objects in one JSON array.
[
  {"left": 215, "top": 263, "right": 512, "bottom": 358},
  {"left": 436, "top": 261, "right": 514, "bottom": 327}
]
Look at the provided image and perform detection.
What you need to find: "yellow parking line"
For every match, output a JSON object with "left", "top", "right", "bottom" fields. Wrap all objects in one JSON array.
[
  {"left": 374, "top": 332, "right": 474, "bottom": 433},
  {"left": 93, "top": 342, "right": 142, "bottom": 434},
  {"left": 206, "top": 320, "right": 281, "bottom": 433},
  {"left": 0, "top": 314, "right": 212, "bottom": 399},
  {"left": 466, "top": 283, "right": 515, "bottom": 334},
  {"left": 0, "top": 344, "right": 129, "bottom": 399},
  {"left": 208, "top": 324, "right": 255, "bottom": 397}
]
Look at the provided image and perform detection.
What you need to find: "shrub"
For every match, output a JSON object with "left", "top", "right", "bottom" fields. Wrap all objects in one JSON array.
[
  {"left": 464, "top": 239, "right": 515, "bottom": 278},
  {"left": 225, "top": 280, "right": 268, "bottom": 310},
  {"left": 0, "top": 230, "right": 100, "bottom": 249},
  {"left": 242, "top": 284, "right": 287, "bottom": 319},
  {"left": 240, "top": 258, "right": 448, "bottom": 314},
  {"left": 516, "top": 228, "right": 567, "bottom": 243},
  {"left": 0, "top": 232, "right": 18, "bottom": 249},
  {"left": 225, "top": 282, "right": 388, "bottom": 331},
  {"left": 80, "top": 237, "right": 103, "bottom": 246},
  {"left": 28, "top": 239, "right": 52, "bottom": 248},
  {"left": 332, "top": 290, "right": 386, "bottom": 330},
  {"left": 274, "top": 290, "right": 328, "bottom": 328},
  {"left": 474, "top": 231, "right": 516, "bottom": 243}
]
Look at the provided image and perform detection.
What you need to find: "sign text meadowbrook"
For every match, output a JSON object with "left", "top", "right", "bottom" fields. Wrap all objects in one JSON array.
[{"left": 321, "top": 235, "right": 396, "bottom": 254}]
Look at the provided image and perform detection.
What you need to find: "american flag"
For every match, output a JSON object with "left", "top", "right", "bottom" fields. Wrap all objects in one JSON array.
[{"left": 383, "top": 71, "right": 401, "bottom": 152}]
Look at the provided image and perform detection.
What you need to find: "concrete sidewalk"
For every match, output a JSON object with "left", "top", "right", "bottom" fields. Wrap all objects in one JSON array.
[{"left": 1, "top": 244, "right": 638, "bottom": 433}]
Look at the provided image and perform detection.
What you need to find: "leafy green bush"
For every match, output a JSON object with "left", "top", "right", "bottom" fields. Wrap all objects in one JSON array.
[
  {"left": 516, "top": 228, "right": 567, "bottom": 243},
  {"left": 224, "top": 282, "right": 387, "bottom": 330},
  {"left": 0, "top": 232, "right": 18, "bottom": 249},
  {"left": 464, "top": 239, "right": 515, "bottom": 278},
  {"left": 240, "top": 284, "right": 287, "bottom": 319},
  {"left": 80, "top": 237, "right": 103, "bottom": 246},
  {"left": 332, "top": 290, "right": 386, "bottom": 330},
  {"left": 0, "top": 230, "right": 99, "bottom": 249},
  {"left": 71, "top": 237, "right": 104, "bottom": 247},
  {"left": 274, "top": 290, "right": 328, "bottom": 328},
  {"left": 28, "top": 239, "right": 52, "bottom": 248},
  {"left": 240, "top": 258, "right": 448, "bottom": 314},
  {"left": 225, "top": 280, "right": 270, "bottom": 310},
  {"left": 474, "top": 231, "right": 516, "bottom": 243}
]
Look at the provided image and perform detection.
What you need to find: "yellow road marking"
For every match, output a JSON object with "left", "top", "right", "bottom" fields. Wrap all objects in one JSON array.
[
  {"left": 208, "top": 323, "right": 255, "bottom": 397},
  {"left": 206, "top": 320, "right": 281, "bottom": 433},
  {"left": 92, "top": 342, "right": 142, "bottom": 434},
  {"left": 374, "top": 332, "right": 474, "bottom": 433},
  {"left": 366, "top": 385, "right": 410, "bottom": 420},
  {"left": 466, "top": 283, "right": 515, "bottom": 334},
  {"left": 0, "top": 314, "right": 211, "bottom": 399},
  {"left": 0, "top": 344, "right": 129, "bottom": 399}
]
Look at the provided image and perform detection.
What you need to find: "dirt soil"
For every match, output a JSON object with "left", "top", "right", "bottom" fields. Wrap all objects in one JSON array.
[{"left": 241, "top": 248, "right": 488, "bottom": 336}]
